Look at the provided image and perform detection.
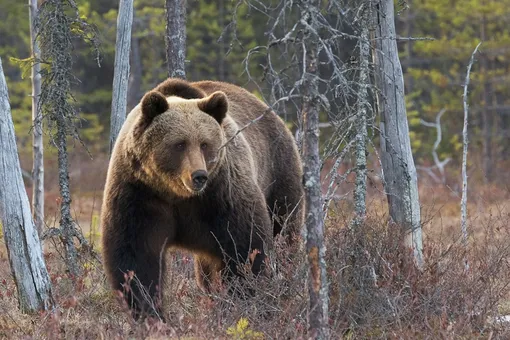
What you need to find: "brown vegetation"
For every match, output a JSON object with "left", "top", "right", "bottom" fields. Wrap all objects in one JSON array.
[{"left": 1, "top": 156, "right": 510, "bottom": 339}]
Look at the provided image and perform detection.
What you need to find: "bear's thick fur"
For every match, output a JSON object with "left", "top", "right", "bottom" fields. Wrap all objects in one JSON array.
[{"left": 101, "top": 78, "right": 304, "bottom": 318}]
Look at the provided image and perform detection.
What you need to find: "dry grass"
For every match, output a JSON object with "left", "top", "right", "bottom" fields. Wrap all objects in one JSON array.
[{"left": 2, "top": 157, "right": 510, "bottom": 338}]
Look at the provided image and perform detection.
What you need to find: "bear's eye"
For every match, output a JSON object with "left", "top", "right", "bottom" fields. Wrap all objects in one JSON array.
[
  {"left": 175, "top": 141, "right": 186, "bottom": 151},
  {"left": 200, "top": 143, "right": 208, "bottom": 151}
]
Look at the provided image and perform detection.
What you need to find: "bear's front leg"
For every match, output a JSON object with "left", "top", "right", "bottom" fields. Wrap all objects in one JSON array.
[
  {"left": 101, "top": 188, "right": 174, "bottom": 321},
  {"left": 129, "top": 255, "right": 164, "bottom": 319},
  {"left": 103, "top": 232, "right": 170, "bottom": 320}
]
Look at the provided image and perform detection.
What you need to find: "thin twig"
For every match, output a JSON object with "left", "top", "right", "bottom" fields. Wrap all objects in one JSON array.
[
  {"left": 217, "top": 94, "right": 299, "bottom": 152},
  {"left": 419, "top": 108, "right": 450, "bottom": 183}
]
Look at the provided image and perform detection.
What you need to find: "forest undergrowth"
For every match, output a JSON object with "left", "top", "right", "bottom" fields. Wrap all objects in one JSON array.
[{"left": 1, "top": 155, "right": 510, "bottom": 339}]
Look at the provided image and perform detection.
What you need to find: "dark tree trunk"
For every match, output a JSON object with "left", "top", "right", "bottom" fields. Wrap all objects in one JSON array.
[
  {"left": 29, "top": 0, "right": 44, "bottom": 236},
  {"left": 36, "top": 0, "right": 95, "bottom": 277},
  {"left": 165, "top": 0, "right": 186, "bottom": 79},
  {"left": 480, "top": 15, "right": 493, "bottom": 182}
]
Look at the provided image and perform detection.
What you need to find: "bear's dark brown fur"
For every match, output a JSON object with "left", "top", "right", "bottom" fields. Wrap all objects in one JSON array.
[{"left": 101, "top": 78, "right": 304, "bottom": 319}]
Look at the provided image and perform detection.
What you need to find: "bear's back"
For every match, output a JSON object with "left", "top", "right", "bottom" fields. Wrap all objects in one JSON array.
[{"left": 192, "top": 81, "right": 302, "bottom": 200}]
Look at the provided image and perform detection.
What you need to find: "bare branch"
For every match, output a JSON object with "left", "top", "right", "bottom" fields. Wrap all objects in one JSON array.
[
  {"left": 218, "top": 94, "right": 300, "bottom": 152},
  {"left": 395, "top": 36, "right": 435, "bottom": 41},
  {"left": 418, "top": 108, "right": 450, "bottom": 183}
]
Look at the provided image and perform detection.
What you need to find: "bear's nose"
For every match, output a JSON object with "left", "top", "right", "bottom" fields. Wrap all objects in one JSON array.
[{"left": 191, "top": 170, "right": 208, "bottom": 190}]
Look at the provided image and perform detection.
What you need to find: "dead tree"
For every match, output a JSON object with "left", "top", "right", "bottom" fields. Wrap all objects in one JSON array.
[
  {"left": 353, "top": 3, "right": 371, "bottom": 226},
  {"left": 36, "top": 0, "right": 98, "bottom": 276},
  {"left": 127, "top": 31, "right": 142, "bottom": 112},
  {"left": 29, "top": 0, "right": 44, "bottom": 236},
  {"left": 109, "top": 0, "right": 133, "bottom": 153},
  {"left": 0, "top": 57, "right": 53, "bottom": 313},
  {"left": 165, "top": 0, "right": 186, "bottom": 78},
  {"left": 461, "top": 43, "right": 481, "bottom": 255},
  {"left": 299, "top": 2, "right": 329, "bottom": 338},
  {"left": 372, "top": 0, "right": 424, "bottom": 268}
]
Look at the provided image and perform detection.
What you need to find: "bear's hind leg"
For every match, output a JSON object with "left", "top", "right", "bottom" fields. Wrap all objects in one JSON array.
[
  {"left": 268, "top": 188, "right": 305, "bottom": 247},
  {"left": 218, "top": 192, "right": 271, "bottom": 297},
  {"left": 194, "top": 255, "right": 221, "bottom": 294}
]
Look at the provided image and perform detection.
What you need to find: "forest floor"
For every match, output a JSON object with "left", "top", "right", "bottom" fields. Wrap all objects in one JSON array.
[{"left": 1, "top": 156, "right": 510, "bottom": 339}]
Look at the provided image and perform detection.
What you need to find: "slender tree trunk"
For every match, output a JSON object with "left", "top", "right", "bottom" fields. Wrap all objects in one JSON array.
[
  {"left": 109, "top": 0, "right": 133, "bottom": 154},
  {"left": 0, "top": 57, "right": 53, "bottom": 313},
  {"left": 165, "top": 0, "right": 186, "bottom": 78},
  {"left": 461, "top": 43, "right": 481, "bottom": 260},
  {"left": 29, "top": 0, "right": 44, "bottom": 236},
  {"left": 353, "top": 4, "right": 370, "bottom": 226},
  {"left": 127, "top": 33, "right": 142, "bottom": 112},
  {"left": 37, "top": 0, "right": 95, "bottom": 277},
  {"left": 372, "top": 0, "right": 424, "bottom": 268},
  {"left": 55, "top": 123, "right": 81, "bottom": 276},
  {"left": 218, "top": 0, "right": 225, "bottom": 81},
  {"left": 480, "top": 14, "right": 493, "bottom": 183},
  {"left": 300, "top": 2, "right": 329, "bottom": 338}
]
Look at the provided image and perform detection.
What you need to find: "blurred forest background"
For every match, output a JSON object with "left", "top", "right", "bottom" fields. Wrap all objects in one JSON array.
[{"left": 3, "top": 0, "right": 510, "bottom": 197}]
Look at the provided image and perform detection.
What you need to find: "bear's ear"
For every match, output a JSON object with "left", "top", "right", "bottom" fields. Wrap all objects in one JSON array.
[
  {"left": 140, "top": 91, "right": 169, "bottom": 121},
  {"left": 154, "top": 78, "right": 206, "bottom": 99},
  {"left": 197, "top": 91, "right": 228, "bottom": 124}
]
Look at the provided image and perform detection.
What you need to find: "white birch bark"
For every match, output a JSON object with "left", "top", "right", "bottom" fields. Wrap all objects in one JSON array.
[
  {"left": 0, "top": 57, "right": 53, "bottom": 313},
  {"left": 372, "top": 0, "right": 423, "bottom": 268},
  {"left": 165, "top": 0, "right": 186, "bottom": 78},
  {"left": 29, "top": 0, "right": 44, "bottom": 236},
  {"left": 109, "top": 0, "right": 133, "bottom": 154}
]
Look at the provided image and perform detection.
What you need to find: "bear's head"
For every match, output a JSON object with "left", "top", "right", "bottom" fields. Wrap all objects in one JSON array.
[{"left": 131, "top": 89, "right": 229, "bottom": 198}]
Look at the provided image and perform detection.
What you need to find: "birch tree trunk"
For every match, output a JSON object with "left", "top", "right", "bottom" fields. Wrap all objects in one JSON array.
[
  {"left": 29, "top": 0, "right": 44, "bottom": 236},
  {"left": 0, "top": 57, "right": 53, "bottom": 313},
  {"left": 372, "top": 0, "right": 424, "bottom": 268},
  {"left": 300, "top": 2, "right": 329, "bottom": 338},
  {"left": 109, "top": 0, "right": 133, "bottom": 153},
  {"left": 165, "top": 0, "right": 186, "bottom": 79}
]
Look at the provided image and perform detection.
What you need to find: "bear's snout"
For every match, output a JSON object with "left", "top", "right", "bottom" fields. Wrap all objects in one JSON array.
[{"left": 191, "top": 170, "right": 208, "bottom": 190}]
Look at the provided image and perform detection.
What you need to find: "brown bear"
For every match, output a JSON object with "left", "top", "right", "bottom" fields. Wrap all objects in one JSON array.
[{"left": 101, "top": 78, "right": 304, "bottom": 319}]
